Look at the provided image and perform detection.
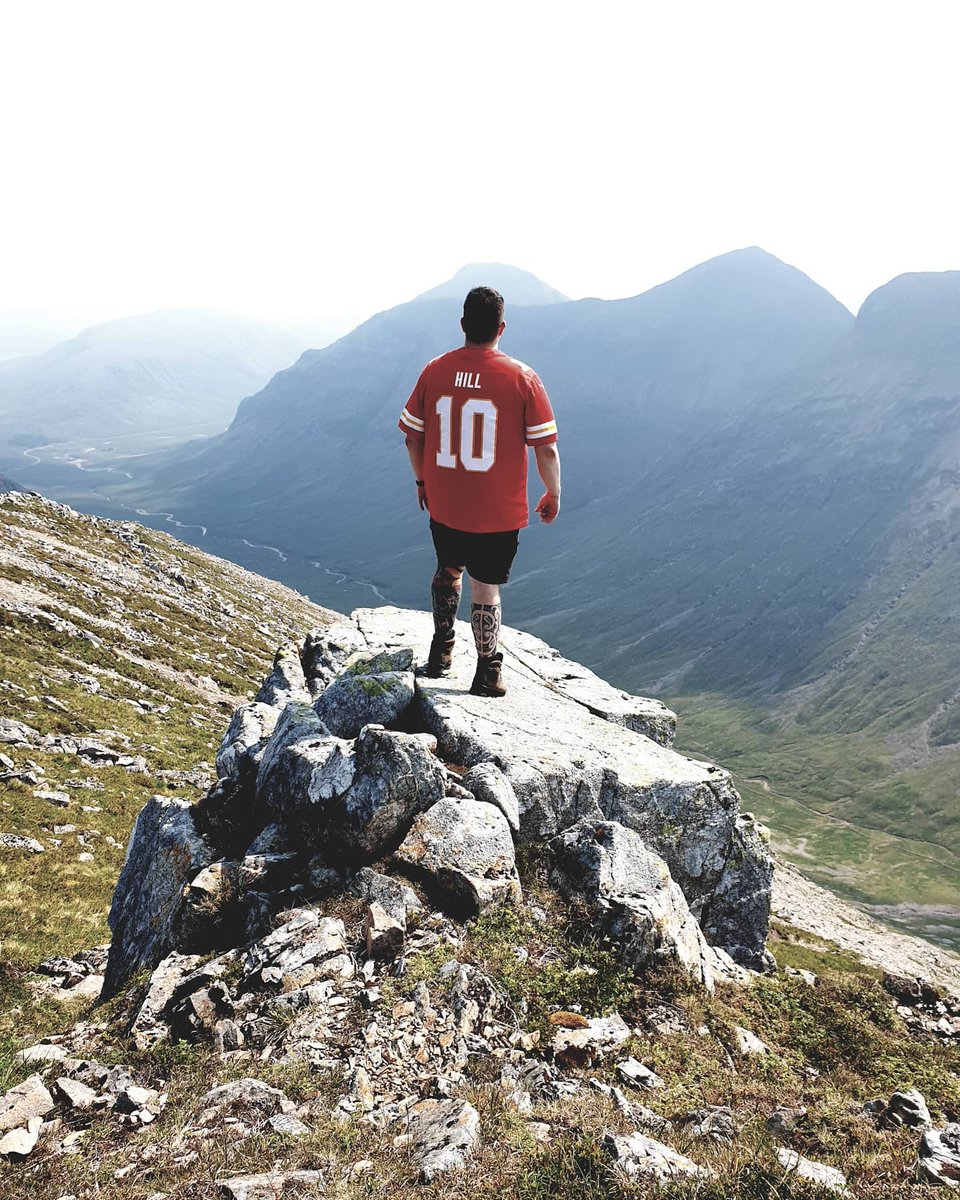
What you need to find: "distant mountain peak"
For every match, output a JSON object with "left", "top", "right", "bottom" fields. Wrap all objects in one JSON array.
[
  {"left": 855, "top": 271, "right": 960, "bottom": 354},
  {"left": 413, "top": 263, "right": 568, "bottom": 306}
]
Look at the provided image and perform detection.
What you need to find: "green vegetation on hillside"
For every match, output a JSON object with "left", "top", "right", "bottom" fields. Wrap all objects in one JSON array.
[
  {"left": 0, "top": 493, "right": 332, "bottom": 1043},
  {"left": 672, "top": 692, "right": 960, "bottom": 949}
]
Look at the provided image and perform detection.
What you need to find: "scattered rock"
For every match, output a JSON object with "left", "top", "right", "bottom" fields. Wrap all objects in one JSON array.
[
  {"left": 0, "top": 718, "right": 39, "bottom": 745},
  {"left": 197, "top": 1078, "right": 294, "bottom": 1130},
  {"left": 916, "top": 1123, "right": 960, "bottom": 1189},
  {"left": 885, "top": 1088, "right": 932, "bottom": 1130},
  {"left": 348, "top": 867, "right": 423, "bottom": 925},
  {"left": 364, "top": 901, "right": 405, "bottom": 958},
  {"left": 35, "top": 789, "right": 71, "bottom": 807},
  {"left": 679, "top": 1104, "right": 738, "bottom": 1144},
  {"left": 460, "top": 760, "right": 520, "bottom": 834},
  {"left": 776, "top": 1148, "right": 849, "bottom": 1195},
  {"left": 254, "top": 643, "right": 310, "bottom": 708},
  {"left": 395, "top": 795, "right": 521, "bottom": 914},
  {"left": 0, "top": 1074, "right": 54, "bottom": 1132},
  {"left": 396, "top": 1097, "right": 480, "bottom": 1181},
  {"left": 217, "top": 1171, "right": 324, "bottom": 1200},
  {"left": 216, "top": 703, "right": 280, "bottom": 782},
  {"left": 617, "top": 1057, "right": 665, "bottom": 1090},
  {"left": 552, "top": 1013, "right": 631, "bottom": 1069},
  {"left": 0, "top": 833, "right": 45, "bottom": 853},
  {"left": 604, "top": 1130, "right": 714, "bottom": 1182},
  {"left": 549, "top": 819, "right": 722, "bottom": 988},
  {"left": 732, "top": 1025, "right": 769, "bottom": 1056},
  {"left": 766, "top": 1105, "right": 808, "bottom": 1136},
  {"left": 315, "top": 665, "right": 415, "bottom": 739},
  {"left": 54, "top": 1077, "right": 98, "bottom": 1110},
  {"left": 330, "top": 725, "right": 446, "bottom": 860},
  {"left": 16, "top": 1042, "right": 68, "bottom": 1064},
  {"left": 0, "top": 1115, "right": 44, "bottom": 1158},
  {"left": 266, "top": 1113, "right": 310, "bottom": 1137}
]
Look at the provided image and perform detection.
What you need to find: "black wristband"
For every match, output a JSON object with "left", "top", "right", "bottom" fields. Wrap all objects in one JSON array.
[{"left": 415, "top": 479, "right": 425, "bottom": 486}]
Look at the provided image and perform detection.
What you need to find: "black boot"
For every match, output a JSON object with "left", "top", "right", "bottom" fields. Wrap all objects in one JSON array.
[
  {"left": 421, "top": 633, "right": 455, "bottom": 678},
  {"left": 469, "top": 652, "right": 506, "bottom": 697}
]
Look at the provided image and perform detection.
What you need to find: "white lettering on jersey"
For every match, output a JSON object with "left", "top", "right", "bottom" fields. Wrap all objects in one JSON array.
[{"left": 454, "top": 371, "right": 482, "bottom": 389}]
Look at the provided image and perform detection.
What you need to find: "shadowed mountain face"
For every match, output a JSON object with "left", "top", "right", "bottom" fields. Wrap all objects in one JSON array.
[
  {"left": 0, "top": 474, "right": 22, "bottom": 491},
  {"left": 134, "top": 247, "right": 853, "bottom": 595},
  {"left": 0, "top": 308, "right": 326, "bottom": 452}
]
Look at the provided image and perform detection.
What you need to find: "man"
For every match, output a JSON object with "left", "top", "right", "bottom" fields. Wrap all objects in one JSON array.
[{"left": 399, "top": 285, "right": 561, "bottom": 697}]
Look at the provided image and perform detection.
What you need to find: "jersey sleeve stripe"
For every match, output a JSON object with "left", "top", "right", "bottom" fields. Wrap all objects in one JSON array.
[
  {"left": 526, "top": 421, "right": 558, "bottom": 437},
  {"left": 400, "top": 408, "right": 425, "bottom": 432}
]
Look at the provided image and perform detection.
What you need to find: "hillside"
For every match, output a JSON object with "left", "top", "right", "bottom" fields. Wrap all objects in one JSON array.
[
  {"left": 0, "top": 308, "right": 321, "bottom": 455},
  {"left": 52, "top": 252, "right": 960, "bottom": 936},
  {"left": 1, "top": 492, "right": 959, "bottom": 1199}
]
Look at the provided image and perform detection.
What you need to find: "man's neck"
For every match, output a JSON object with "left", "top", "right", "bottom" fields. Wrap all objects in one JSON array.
[{"left": 463, "top": 338, "right": 500, "bottom": 350}]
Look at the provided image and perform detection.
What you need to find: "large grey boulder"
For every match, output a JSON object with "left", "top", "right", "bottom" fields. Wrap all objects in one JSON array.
[
  {"left": 254, "top": 643, "right": 309, "bottom": 707},
  {"left": 104, "top": 796, "right": 214, "bottom": 996},
  {"left": 395, "top": 795, "right": 521, "bottom": 915},
  {"left": 549, "top": 819, "right": 724, "bottom": 989},
  {"left": 330, "top": 725, "right": 446, "bottom": 860},
  {"left": 315, "top": 666, "right": 414, "bottom": 739},
  {"left": 301, "top": 619, "right": 367, "bottom": 697},
  {"left": 352, "top": 606, "right": 771, "bottom": 967},
  {"left": 215, "top": 702, "right": 280, "bottom": 782},
  {"left": 256, "top": 703, "right": 353, "bottom": 824}
]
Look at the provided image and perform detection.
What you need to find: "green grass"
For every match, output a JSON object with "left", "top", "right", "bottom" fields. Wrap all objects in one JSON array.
[
  {"left": 671, "top": 691, "right": 960, "bottom": 948},
  {"left": 0, "top": 493, "right": 333, "bottom": 1050}
]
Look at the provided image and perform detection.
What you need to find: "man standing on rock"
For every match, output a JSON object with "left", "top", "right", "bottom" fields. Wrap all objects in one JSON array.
[{"left": 399, "top": 286, "right": 561, "bottom": 697}]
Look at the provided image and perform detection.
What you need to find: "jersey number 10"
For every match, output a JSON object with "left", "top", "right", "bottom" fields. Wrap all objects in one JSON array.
[{"left": 435, "top": 396, "right": 498, "bottom": 473}]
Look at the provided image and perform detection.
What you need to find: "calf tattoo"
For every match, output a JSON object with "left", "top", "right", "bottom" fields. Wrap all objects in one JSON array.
[
  {"left": 471, "top": 602, "right": 501, "bottom": 658},
  {"left": 431, "top": 566, "right": 462, "bottom": 641}
]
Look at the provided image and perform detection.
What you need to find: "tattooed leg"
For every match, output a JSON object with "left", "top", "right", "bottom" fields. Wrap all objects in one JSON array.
[
  {"left": 471, "top": 602, "right": 502, "bottom": 658},
  {"left": 431, "top": 565, "right": 462, "bottom": 643}
]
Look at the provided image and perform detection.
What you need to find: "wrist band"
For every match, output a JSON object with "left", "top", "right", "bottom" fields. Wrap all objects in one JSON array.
[{"left": 415, "top": 479, "right": 425, "bottom": 486}]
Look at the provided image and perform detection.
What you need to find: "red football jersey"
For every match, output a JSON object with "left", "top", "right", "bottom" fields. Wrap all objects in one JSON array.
[{"left": 399, "top": 346, "right": 558, "bottom": 533}]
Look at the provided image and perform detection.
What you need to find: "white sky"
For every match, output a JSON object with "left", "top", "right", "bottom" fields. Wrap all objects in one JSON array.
[{"left": 2, "top": 0, "right": 959, "bottom": 330}]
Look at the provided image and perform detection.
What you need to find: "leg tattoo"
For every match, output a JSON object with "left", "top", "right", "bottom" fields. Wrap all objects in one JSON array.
[
  {"left": 471, "top": 602, "right": 501, "bottom": 658},
  {"left": 431, "top": 566, "right": 462, "bottom": 642}
]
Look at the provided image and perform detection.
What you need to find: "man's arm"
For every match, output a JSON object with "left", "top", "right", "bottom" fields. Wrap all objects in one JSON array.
[
  {"left": 405, "top": 433, "right": 428, "bottom": 511},
  {"left": 534, "top": 442, "right": 561, "bottom": 524}
]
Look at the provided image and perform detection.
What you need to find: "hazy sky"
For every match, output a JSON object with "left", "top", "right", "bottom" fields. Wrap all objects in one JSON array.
[{"left": 2, "top": 1, "right": 958, "bottom": 330}]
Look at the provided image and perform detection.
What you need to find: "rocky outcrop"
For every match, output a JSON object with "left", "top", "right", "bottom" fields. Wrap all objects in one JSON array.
[
  {"left": 549, "top": 819, "right": 735, "bottom": 990},
  {"left": 103, "top": 604, "right": 772, "bottom": 996},
  {"left": 104, "top": 796, "right": 213, "bottom": 996}
]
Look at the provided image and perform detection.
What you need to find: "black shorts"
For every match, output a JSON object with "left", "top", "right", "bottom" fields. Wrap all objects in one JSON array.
[{"left": 430, "top": 519, "right": 520, "bottom": 586}]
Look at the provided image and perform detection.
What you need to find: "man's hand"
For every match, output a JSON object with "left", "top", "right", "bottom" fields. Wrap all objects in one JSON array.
[
  {"left": 536, "top": 491, "right": 560, "bottom": 524},
  {"left": 416, "top": 481, "right": 428, "bottom": 512}
]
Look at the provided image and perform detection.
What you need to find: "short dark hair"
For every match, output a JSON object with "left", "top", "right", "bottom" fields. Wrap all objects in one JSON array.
[{"left": 462, "top": 286, "right": 504, "bottom": 344}]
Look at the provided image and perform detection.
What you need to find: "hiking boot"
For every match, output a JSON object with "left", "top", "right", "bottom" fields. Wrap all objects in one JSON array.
[
  {"left": 420, "top": 634, "right": 455, "bottom": 678},
  {"left": 469, "top": 653, "right": 506, "bottom": 697}
]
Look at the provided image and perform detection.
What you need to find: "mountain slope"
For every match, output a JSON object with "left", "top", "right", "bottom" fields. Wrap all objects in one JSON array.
[
  {"left": 124, "top": 248, "right": 852, "bottom": 570},
  {"left": 0, "top": 308, "right": 324, "bottom": 452}
]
